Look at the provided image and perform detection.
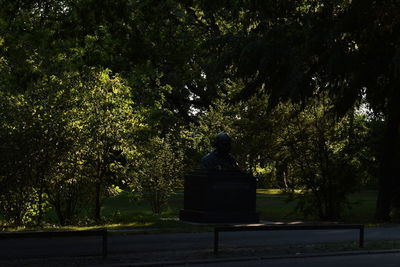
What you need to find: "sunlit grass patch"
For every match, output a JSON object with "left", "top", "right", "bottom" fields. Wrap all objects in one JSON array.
[
  {"left": 257, "top": 189, "right": 284, "bottom": 195},
  {"left": 256, "top": 189, "right": 302, "bottom": 195}
]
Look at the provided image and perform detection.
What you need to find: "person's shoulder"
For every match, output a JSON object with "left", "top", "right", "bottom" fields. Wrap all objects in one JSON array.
[
  {"left": 201, "top": 150, "right": 218, "bottom": 167},
  {"left": 202, "top": 150, "right": 216, "bottom": 161}
]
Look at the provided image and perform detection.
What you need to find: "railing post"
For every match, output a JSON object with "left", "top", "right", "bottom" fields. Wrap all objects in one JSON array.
[
  {"left": 214, "top": 229, "right": 219, "bottom": 254},
  {"left": 359, "top": 225, "right": 364, "bottom": 248}
]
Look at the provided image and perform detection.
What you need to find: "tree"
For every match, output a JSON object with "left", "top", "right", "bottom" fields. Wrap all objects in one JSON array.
[
  {"left": 68, "top": 69, "right": 138, "bottom": 221},
  {"left": 200, "top": 0, "right": 400, "bottom": 221},
  {"left": 0, "top": 76, "right": 71, "bottom": 226},
  {"left": 129, "top": 136, "right": 184, "bottom": 214},
  {"left": 0, "top": 92, "right": 40, "bottom": 225},
  {"left": 276, "top": 96, "right": 364, "bottom": 220}
]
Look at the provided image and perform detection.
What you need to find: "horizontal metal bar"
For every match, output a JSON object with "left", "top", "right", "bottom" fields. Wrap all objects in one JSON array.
[{"left": 215, "top": 224, "right": 363, "bottom": 233}]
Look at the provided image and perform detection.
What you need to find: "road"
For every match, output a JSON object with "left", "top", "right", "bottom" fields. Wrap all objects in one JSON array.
[{"left": 188, "top": 253, "right": 400, "bottom": 267}]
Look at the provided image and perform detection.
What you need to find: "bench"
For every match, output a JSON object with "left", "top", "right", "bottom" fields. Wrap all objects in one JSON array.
[
  {"left": 214, "top": 224, "right": 364, "bottom": 254},
  {"left": 0, "top": 229, "right": 108, "bottom": 259}
]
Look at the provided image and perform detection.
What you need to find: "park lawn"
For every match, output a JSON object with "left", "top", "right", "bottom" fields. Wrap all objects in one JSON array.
[
  {"left": 1, "top": 189, "right": 379, "bottom": 232},
  {"left": 88, "top": 189, "right": 379, "bottom": 228},
  {"left": 256, "top": 189, "right": 379, "bottom": 224},
  {"left": 342, "top": 190, "right": 379, "bottom": 223}
]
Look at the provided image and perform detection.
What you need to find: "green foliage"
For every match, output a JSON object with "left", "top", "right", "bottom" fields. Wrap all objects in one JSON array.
[
  {"left": 0, "top": 67, "right": 142, "bottom": 225},
  {"left": 274, "top": 97, "right": 360, "bottom": 219},
  {"left": 129, "top": 136, "right": 184, "bottom": 214},
  {"left": 202, "top": 0, "right": 400, "bottom": 220},
  {"left": 47, "top": 69, "right": 140, "bottom": 223},
  {"left": 0, "top": 186, "right": 41, "bottom": 226},
  {"left": 188, "top": 91, "right": 370, "bottom": 220},
  {"left": 0, "top": 0, "right": 396, "bottom": 226}
]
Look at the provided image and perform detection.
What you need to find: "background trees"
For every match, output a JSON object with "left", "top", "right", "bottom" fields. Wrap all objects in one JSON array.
[
  {"left": 0, "top": 0, "right": 398, "bottom": 225},
  {"left": 196, "top": 0, "right": 400, "bottom": 221}
]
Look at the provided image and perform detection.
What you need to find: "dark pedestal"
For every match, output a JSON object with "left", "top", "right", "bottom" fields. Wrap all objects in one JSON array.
[{"left": 179, "top": 169, "right": 259, "bottom": 223}]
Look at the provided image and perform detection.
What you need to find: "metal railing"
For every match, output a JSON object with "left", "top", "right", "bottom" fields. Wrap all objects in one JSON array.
[
  {"left": 214, "top": 224, "right": 364, "bottom": 254},
  {"left": 0, "top": 229, "right": 108, "bottom": 259}
]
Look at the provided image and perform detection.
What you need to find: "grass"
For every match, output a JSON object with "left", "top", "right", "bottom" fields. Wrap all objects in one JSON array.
[
  {"left": 1, "top": 189, "right": 383, "bottom": 232},
  {"left": 256, "top": 189, "right": 380, "bottom": 224},
  {"left": 343, "top": 190, "right": 379, "bottom": 223}
]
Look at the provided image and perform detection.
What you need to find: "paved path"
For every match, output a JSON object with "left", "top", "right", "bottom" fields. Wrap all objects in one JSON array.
[
  {"left": 0, "top": 226, "right": 399, "bottom": 260},
  {"left": 188, "top": 253, "right": 400, "bottom": 267}
]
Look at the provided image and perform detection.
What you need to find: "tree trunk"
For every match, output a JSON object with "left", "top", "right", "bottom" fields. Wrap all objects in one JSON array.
[
  {"left": 94, "top": 181, "right": 101, "bottom": 221},
  {"left": 375, "top": 101, "right": 400, "bottom": 221},
  {"left": 36, "top": 174, "right": 45, "bottom": 226},
  {"left": 276, "top": 163, "right": 289, "bottom": 189},
  {"left": 94, "top": 155, "right": 103, "bottom": 221},
  {"left": 54, "top": 192, "right": 65, "bottom": 226}
]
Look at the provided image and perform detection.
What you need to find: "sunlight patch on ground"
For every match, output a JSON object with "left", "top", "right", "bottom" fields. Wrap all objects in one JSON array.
[
  {"left": 63, "top": 222, "right": 156, "bottom": 231},
  {"left": 256, "top": 189, "right": 283, "bottom": 195},
  {"left": 256, "top": 189, "right": 302, "bottom": 195},
  {"left": 2, "top": 222, "right": 156, "bottom": 232}
]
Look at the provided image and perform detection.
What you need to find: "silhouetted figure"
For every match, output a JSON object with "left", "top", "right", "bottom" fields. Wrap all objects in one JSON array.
[{"left": 201, "top": 133, "right": 239, "bottom": 171}]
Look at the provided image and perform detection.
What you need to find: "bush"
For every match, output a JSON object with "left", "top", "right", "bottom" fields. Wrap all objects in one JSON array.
[{"left": 130, "top": 136, "right": 184, "bottom": 214}]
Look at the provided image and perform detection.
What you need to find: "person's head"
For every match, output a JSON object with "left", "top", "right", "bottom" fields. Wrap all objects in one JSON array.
[{"left": 213, "top": 132, "right": 231, "bottom": 155}]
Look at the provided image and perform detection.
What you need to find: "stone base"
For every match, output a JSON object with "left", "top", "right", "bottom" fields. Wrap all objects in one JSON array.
[
  {"left": 179, "top": 169, "right": 260, "bottom": 224},
  {"left": 179, "top": 209, "right": 260, "bottom": 224}
]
